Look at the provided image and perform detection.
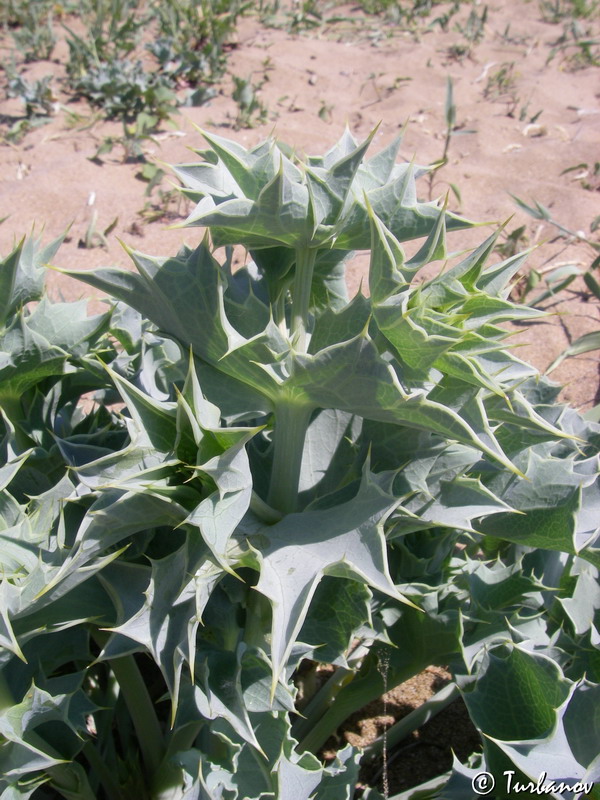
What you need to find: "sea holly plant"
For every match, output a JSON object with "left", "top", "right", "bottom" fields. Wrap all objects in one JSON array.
[{"left": 0, "top": 130, "right": 599, "bottom": 800}]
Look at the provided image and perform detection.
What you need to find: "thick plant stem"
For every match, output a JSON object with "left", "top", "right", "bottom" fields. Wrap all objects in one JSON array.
[
  {"left": 0, "top": 671, "right": 13, "bottom": 711},
  {"left": 267, "top": 399, "right": 312, "bottom": 515},
  {"left": 361, "top": 682, "right": 459, "bottom": 761},
  {"left": 296, "top": 652, "right": 425, "bottom": 754},
  {"left": 290, "top": 247, "right": 316, "bottom": 353},
  {"left": 109, "top": 654, "right": 165, "bottom": 777},
  {"left": 291, "top": 667, "right": 353, "bottom": 743}
]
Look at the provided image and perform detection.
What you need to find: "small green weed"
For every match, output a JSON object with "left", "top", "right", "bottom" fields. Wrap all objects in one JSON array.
[
  {"left": 2, "top": 69, "right": 56, "bottom": 141},
  {"left": 483, "top": 61, "right": 518, "bottom": 99},
  {"left": 482, "top": 61, "right": 522, "bottom": 116},
  {"left": 427, "top": 76, "right": 474, "bottom": 204},
  {"left": 540, "top": 0, "right": 599, "bottom": 23},
  {"left": 149, "top": 0, "right": 248, "bottom": 88},
  {"left": 317, "top": 98, "right": 334, "bottom": 122},
  {"left": 90, "top": 111, "right": 161, "bottom": 163},
  {"left": 496, "top": 224, "right": 529, "bottom": 259},
  {"left": 75, "top": 59, "right": 177, "bottom": 120},
  {"left": 230, "top": 73, "right": 269, "bottom": 129},
  {"left": 3, "top": 0, "right": 56, "bottom": 61},
  {"left": 356, "top": 0, "right": 454, "bottom": 27},
  {"left": 137, "top": 186, "right": 186, "bottom": 224},
  {"left": 561, "top": 161, "right": 600, "bottom": 191},
  {"left": 78, "top": 209, "right": 119, "bottom": 248},
  {"left": 518, "top": 99, "right": 544, "bottom": 123},
  {"left": 64, "top": 0, "right": 143, "bottom": 79},
  {"left": 455, "top": 3, "right": 488, "bottom": 43},
  {"left": 511, "top": 193, "right": 600, "bottom": 306},
  {"left": 285, "top": 0, "right": 323, "bottom": 32},
  {"left": 6, "top": 71, "right": 56, "bottom": 117},
  {"left": 547, "top": 19, "right": 600, "bottom": 67}
]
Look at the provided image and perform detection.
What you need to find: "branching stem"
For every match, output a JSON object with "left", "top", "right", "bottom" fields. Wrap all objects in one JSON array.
[
  {"left": 290, "top": 246, "right": 317, "bottom": 353},
  {"left": 108, "top": 654, "right": 165, "bottom": 777},
  {"left": 267, "top": 399, "right": 312, "bottom": 514}
]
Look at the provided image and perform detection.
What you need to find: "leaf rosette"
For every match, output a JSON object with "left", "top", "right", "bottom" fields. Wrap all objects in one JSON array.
[{"left": 1, "top": 129, "right": 599, "bottom": 800}]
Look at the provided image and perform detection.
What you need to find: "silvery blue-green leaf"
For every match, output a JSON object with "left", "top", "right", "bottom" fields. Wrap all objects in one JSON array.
[
  {"left": 463, "top": 644, "right": 571, "bottom": 742},
  {"left": 559, "top": 567, "right": 600, "bottom": 636},
  {"left": 311, "top": 249, "right": 352, "bottom": 312},
  {"left": 186, "top": 166, "right": 316, "bottom": 249},
  {"left": 374, "top": 295, "right": 457, "bottom": 375},
  {"left": 96, "top": 561, "right": 156, "bottom": 660},
  {"left": 308, "top": 293, "right": 370, "bottom": 354},
  {"left": 368, "top": 211, "right": 407, "bottom": 303},
  {"left": 25, "top": 298, "right": 109, "bottom": 356},
  {"left": 192, "top": 651, "right": 262, "bottom": 753},
  {"left": 248, "top": 244, "right": 295, "bottom": 303},
  {"left": 251, "top": 468, "right": 404, "bottom": 685},
  {"left": 288, "top": 335, "right": 520, "bottom": 475},
  {"left": 480, "top": 450, "right": 600, "bottom": 566},
  {"left": 297, "top": 408, "right": 361, "bottom": 503},
  {"left": 562, "top": 680, "right": 600, "bottom": 777},
  {"left": 304, "top": 129, "right": 376, "bottom": 227},
  {"left": 0, "top": 583, "right": 26, "bottom": 661},
  {"left": 334, "top": 162, "right": 471, "bottom": 250},
  {"left": 403, "top": 195, "right": 448, "bottom": 273},
  {"left": 0, "top": 315, "right": 67, "bottom": 403},
  {"left": 298, "top": 577, "right": 370, "bottom": 666},
  {"left": 309, "top": 127, "right": 359, "bottom": 168},
  {"left": 408, "top": 475, "right": 516, "bottom": 533},
  {"left": 185, "top": 440, "right": 254, "bottom": 564},
  {"left": 477, "top": 248, "right": 534, "bottom": 299},
  {"left": 106, "top": 538, "right": 218, "bottom": 711},
  {"left": 435, "top": 755, "right": 485, "bottom": 800},
  {"left": 0, "top": 450, "right": 31, "bottom": 491},
  {"left": 11, "top": 576, "right": 113, "bottom": 649},
  {"left": 464, "top": 559, "right": 547, "bottom": 612},
  {"left": 201, "top": 131, "right": 284, "bottom": 201},
  {"left": 109, "top": 302, "right": 143, "bottom": 354},
  {"left": 0, "top": 776, "right": 48, "bottom": 798},
  {"left": 105, "top": 363, "right": 177, "bottom": 453},
  {"left": 175, "top": 129, "right": 473, "bottom": 253},
  {"left": 240, "top": 649, "right": 295, "bottom": 714},
  {"left": 0, "top": 680, "right": 93, "bottom": 780},
  {"left": 21, "top": 489, "right": 189, "bottom": 615},
  {"left": 0, "top": 741, "right": 64, "bottom": 783},
  {"left": 360, "top": 134, "right": 403, "bottom": 186},
  {"left": 315, "top": 745, "right": 361, "bottom": 800},
  {"left": 60, "top": 240, "right": 285, "bottom": 401},
  {"left": 487, "top": 685, "right": 597, "bottom": 798},
  {"left": 173, "top": 158, "right": 243, "bottom": 202},
  {"left": 68, "top": 441, "right": 166, "bottom": 489},
  {"left": 0, "top": 232, "right": 62, "bottom": 328},
  {"left": 429, "top": 227, "right": 501, "bottom": 293},
  {"left": 273, "top": 753, "right": 321, "bottom": 800}
]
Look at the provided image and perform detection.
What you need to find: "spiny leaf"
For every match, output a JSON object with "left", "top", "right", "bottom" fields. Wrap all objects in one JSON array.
[{"left": 250, "top": 467, "right": 409, "bottom": 687}]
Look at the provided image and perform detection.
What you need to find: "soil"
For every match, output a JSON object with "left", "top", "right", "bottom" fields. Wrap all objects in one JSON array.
[
  {"left": 1, "top": 1, "right": 599, "bottom": 795},
  {"left": 328, "top": 666, "right": 482, "bottom": 795}
]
